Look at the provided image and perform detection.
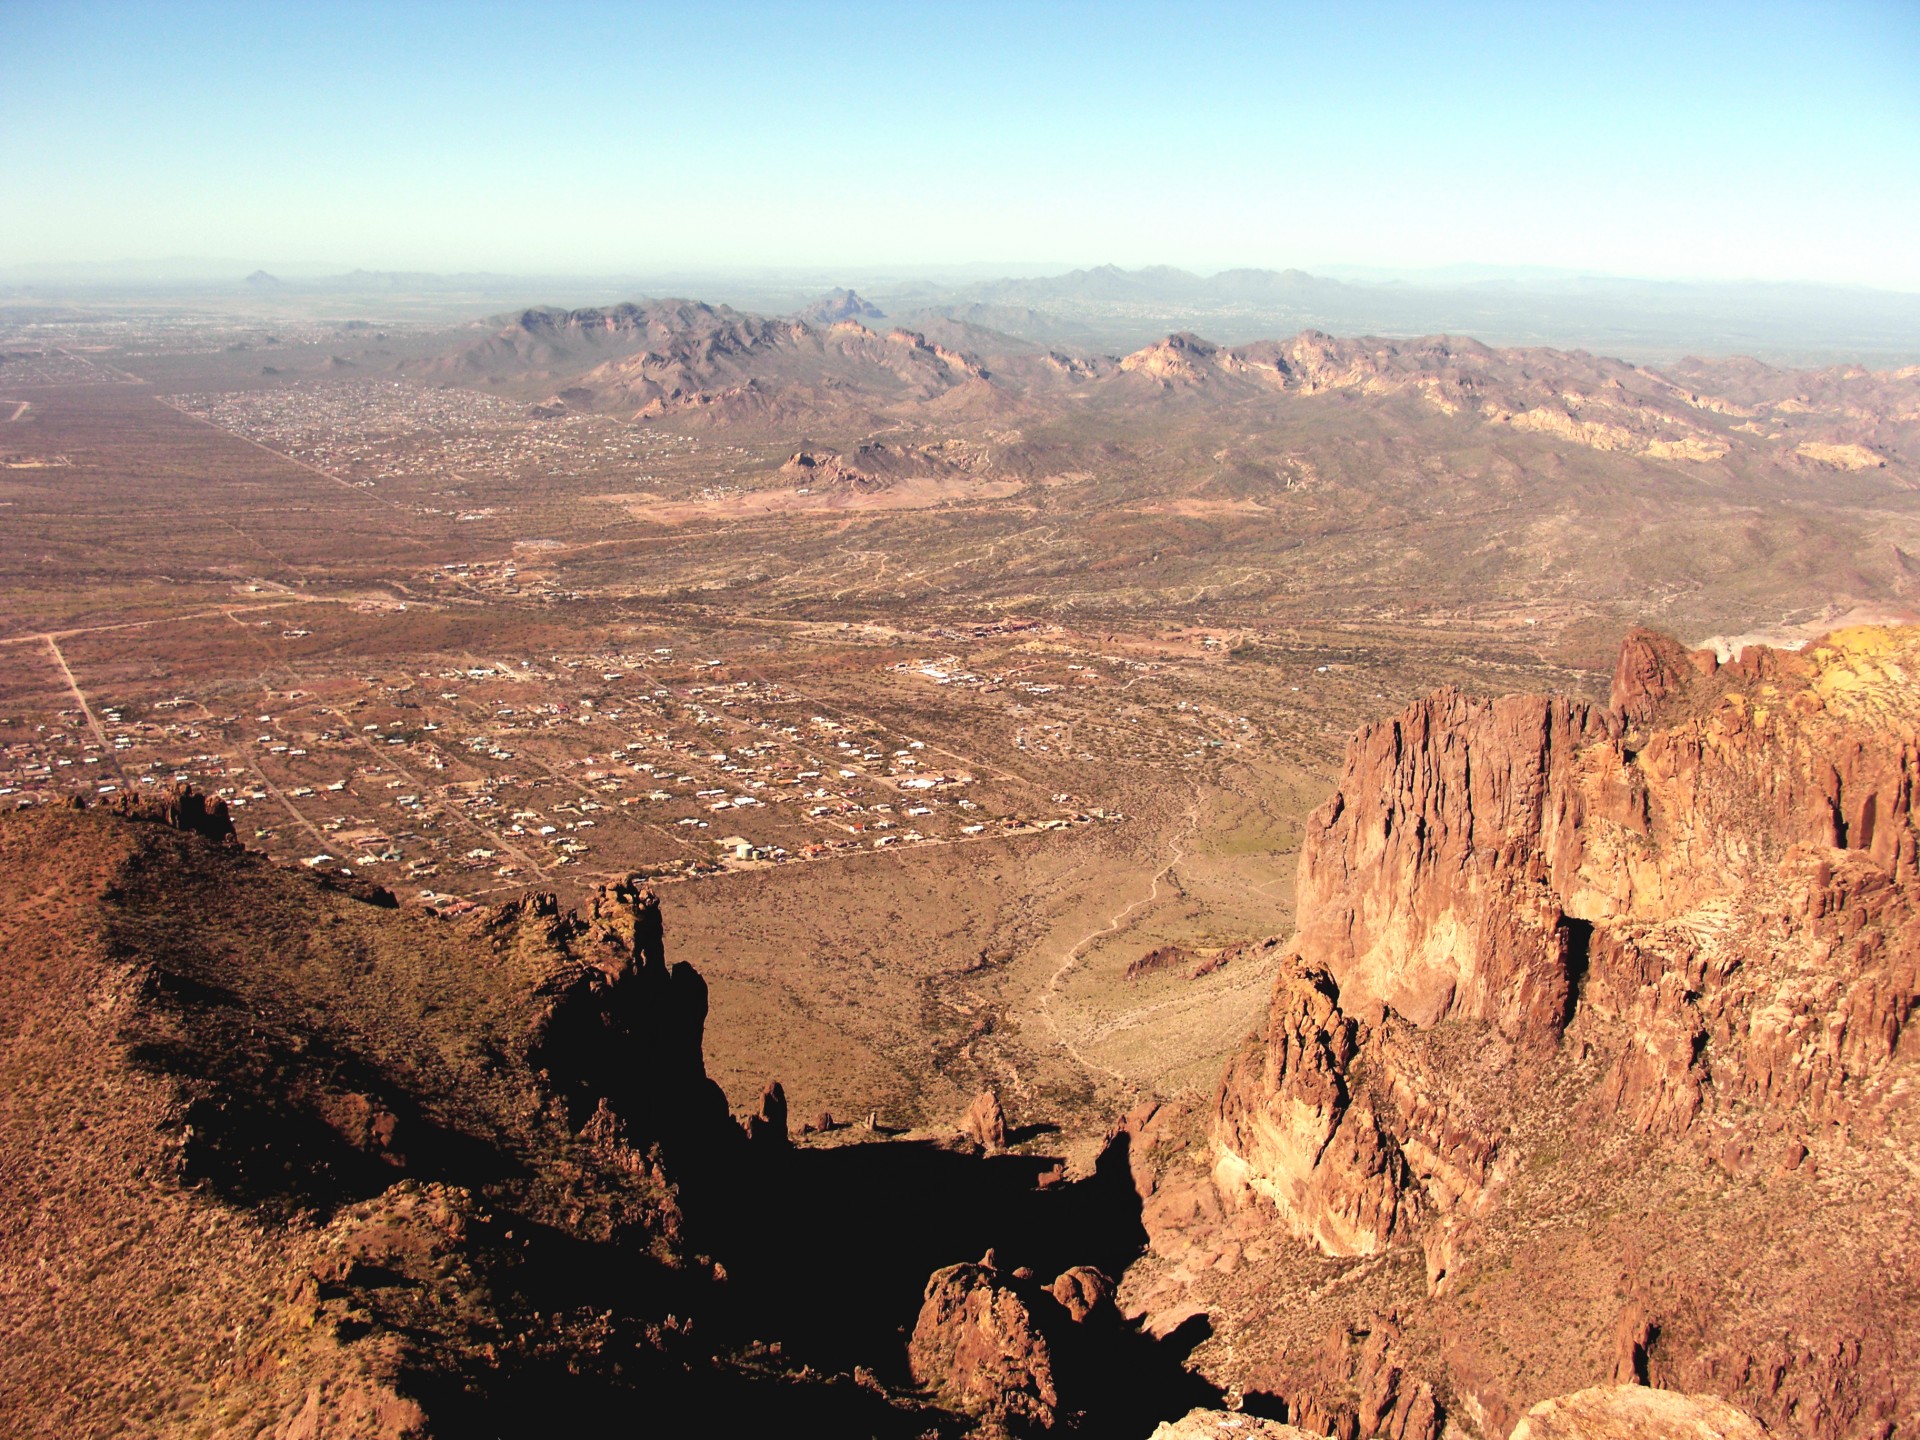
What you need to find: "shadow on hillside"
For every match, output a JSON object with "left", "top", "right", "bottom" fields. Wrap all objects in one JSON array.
[
  {"left": 687, "top": 1127, "right": 1220, "bottom": 1428},
  {"left": 97, "top": 824, "right": 1214, "bottom": 1433},
  {"left": 127, "top": 969, "right": 517, "bottom": 1219}
]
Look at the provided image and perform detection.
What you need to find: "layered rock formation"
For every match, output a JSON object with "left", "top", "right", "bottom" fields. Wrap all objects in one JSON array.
[
  {"left": 1106, "top": 330, "right": 1908, "bottom": 468},
  {"left": 1211, "top": 626, "right": 1919, "bottom": 1438}
]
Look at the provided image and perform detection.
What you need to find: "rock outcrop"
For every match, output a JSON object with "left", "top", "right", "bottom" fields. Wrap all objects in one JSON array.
[
  {"left": 1508, "top": 1385, "right": 1767, "bottom": 1440},
  {"left": 963, "top": 1088, "right": 1012, "bottom": 1150},
  {"left": 908, "top": 1255, "right": 1135, "bottom": 1433},
  {"left": 109, "top": 780, "right": 235, "bottom": 844},
  {"left": 1149, "top": 1412, "right": 1320, "bottom": 1440},
  {"left": 778, "top": 438, "right": 987, "bottom": 494},
  {"left": 1213, "top": 963, "right": 1417, "bottom": 1257},
  {"left": 520, "top": 877, "right": 732, "bottom": 1149},
  {"left": 1284, "top": 686, "right": 1615, "bottom": 1039},
  {"left": 911, "top": 1259, "right": 1064, "bottom": 1431},
  {"left": 746, "top": 1080, "right": 788, "bottom": 1145},
  {"left": 1210, "top": 626, "right": 1920, "bottom": 1439}
]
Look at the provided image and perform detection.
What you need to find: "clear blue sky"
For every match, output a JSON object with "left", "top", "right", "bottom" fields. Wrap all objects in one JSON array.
[{"left": 4, "top": 0, "right": 1917, "bottom": 287}]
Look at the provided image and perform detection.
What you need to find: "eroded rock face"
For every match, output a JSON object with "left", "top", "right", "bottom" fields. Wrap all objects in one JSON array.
[
  {"left": 110, "top": 781, "right": 236, "bottom": 844},
  {"left": 1289, "top": 688, "right": 1613, "bottom": 1040},
  {"left": 1508, "top": 1385, "right": 1767, "bottom": 1440},
  {"left": 1212, "top": 626, "right": 1920, "bottom": 1438},
  {"left": 910, "top": 1259, "right": 1061, "bottom": 1431},
  {"left": 963, "top": 1088, "right": 1012, "bottom": 1150},
  {"left": 1213, "top": 964, "right": 1416, "bottom": 1256},
  {"left": 519, "top": 878, "right": 732, "bottom": 1149}
]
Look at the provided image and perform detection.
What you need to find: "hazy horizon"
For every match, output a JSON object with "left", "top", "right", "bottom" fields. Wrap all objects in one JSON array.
[
  {"left": 5, "top": 1, "right": 1917, "bottom": 290},
  {"left": 7, "top": 256, "right": 1920, "bottom": 299}
]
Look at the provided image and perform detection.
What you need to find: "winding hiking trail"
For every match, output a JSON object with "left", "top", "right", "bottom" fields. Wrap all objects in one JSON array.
[{"left": 1033, "top": 790, "right": 1203, "bottom": 1088}]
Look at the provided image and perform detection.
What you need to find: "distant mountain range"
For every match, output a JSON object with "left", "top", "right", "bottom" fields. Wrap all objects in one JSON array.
[
  {"left": 920, "top": 263, "right": 1347, "bottom": 305},
  {"left": 416, "top": 299, "right": 996, "bottom": 425},
  {"left": 6, "top": 261, "right": 1919, "bottom": 365},
  {"left": 411, "top": 296, "right": 1920, "bottom": 504},
  {"left": 797, "top": 288, "right": 886, "bottom": 325},
  {"left": 867, "top": 266, "right": 1920, "bottom": 365}
]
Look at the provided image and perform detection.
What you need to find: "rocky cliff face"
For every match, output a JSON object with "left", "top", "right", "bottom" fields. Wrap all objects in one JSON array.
[
  {"left": 2, "top": 795, "right": 1222, "bottom": 1438},
  {"left": 516, "top": 875, "right": 733, "bottom": 1150},
  {"left": 1101, "top": 331, "right": 1916, "bottom": 470},
  {"left": 1212, "top": 626, "right": 1920, "bottom": 1438}
]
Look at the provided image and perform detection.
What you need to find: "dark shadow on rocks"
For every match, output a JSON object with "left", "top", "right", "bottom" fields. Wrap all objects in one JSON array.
[
  {"left": 1007, "top": 1120, "right": 1063, "bottom": 1144},
  {"left": 677, "top": 1125, "right": 1218, "bottom": 1431},
  {"left": 1558, "top": 915, "right": 1595, "bottom": 1028},
  {"left": 127, "top": 988, "right": 515, "bottom": 1219},
  {"left": 400, "top": 1343, "right": 964, "bottom": 1439},
  {"left": 1157, "top": 1310, "right": 1215, "bottom": 1360},
  {"left": 1240, "top": 1390, "right": 1293, "bottom": 1421}
]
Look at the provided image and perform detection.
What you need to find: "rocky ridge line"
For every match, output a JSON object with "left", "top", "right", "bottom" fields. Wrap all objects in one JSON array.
[{"left": 1205, "top": 625, "right": 1918, "bottom": 1439}]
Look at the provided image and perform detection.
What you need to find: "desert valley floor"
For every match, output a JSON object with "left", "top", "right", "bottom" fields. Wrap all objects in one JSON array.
[{"left": 2, "top": 297, "right": 1917, "bottom": 1437}]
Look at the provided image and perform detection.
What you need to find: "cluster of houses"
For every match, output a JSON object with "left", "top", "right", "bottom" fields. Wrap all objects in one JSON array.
[
  {"left": 4, "top": 643, "right": 1118, "bottom": 903},
  {"left": 167, "top": 380, "right": 700, "bottom": 499}
]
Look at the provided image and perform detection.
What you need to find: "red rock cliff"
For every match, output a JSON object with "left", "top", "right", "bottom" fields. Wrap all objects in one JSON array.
[{"left": 1213, "top": 626, "right": 1920, "bottom": 1438}]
